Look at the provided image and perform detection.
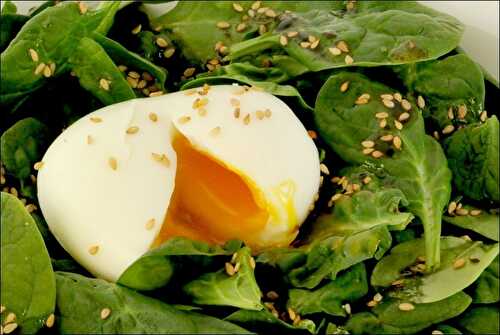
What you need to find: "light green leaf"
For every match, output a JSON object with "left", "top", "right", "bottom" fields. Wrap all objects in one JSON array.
[{"left": 443, "top": 206, "right": 499, "bottom": 241}]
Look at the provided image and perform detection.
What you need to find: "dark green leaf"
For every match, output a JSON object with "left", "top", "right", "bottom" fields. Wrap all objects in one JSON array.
[
  {"left": 118, "top": 237, "right": 242, "bottom": 290},
  {"left": 444, "top": 116, "right": 499, "bottom": 202},
  {"left": 443, "top": 206, "right": 499, "bottom": 241},
  {"left": 69, "top": 37, "right": 136, "bottom": 105},
  {"left": 315, "top": 72, "right": 452, "bottom": 270},
  {"left": 0, "top": 117, "right": 49, "bottom": 179},
  {"left": 1, "top": 192, "right": 56, "bottom": 334},
  {"left": 0, "top": 13, "right": 27, "bottom": 52},
  {"left": 457, "top": 305, "right": 499, "bottom": 335},
  {"left": 434, "top": 324, "right": 463, "bottom": 334},
  {"left": 183, "top": 247, "right": 263, "bottom": 310},
  {"left": 371, "top": 236, "right": 499, "bottom": 303},
  {"left": 226, "top": 309, "right": 316, "bottom": 334},
  {"left": 287, "top": 263, "right": 367, "bottom": 316},
  {"left": 55, "top": 272, "right": 250, "bottom": 334}
]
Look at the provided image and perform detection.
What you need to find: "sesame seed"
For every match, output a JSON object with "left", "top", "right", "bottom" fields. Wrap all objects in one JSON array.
[
  {"left": 379, "top": 120, "right": 387, "bottom": 128},
  {"left": 34, "top": 161, "right": 44, "bottom": 171},
  {"left": 79, "top": 2, "right": 88, "bottom": 14},
  {"left": 343, "top": 303, "right": 352, "bottom": 314},
  {"left": 178, "top": 116, "right": 191, "bottom": 124},
  {"left": 209, "top": 126, "right": 222, "bottom": 137},
  {"left": 34, "top": 62, "right": 46, "bottom": 75},
  {"left": 99, "top": 78, "right": 110, "bottom": 91},
  {"left": 442, "top": 124, "right": 455, "bottom": 134},
  {"left": 225, "top": 262, "right": 236, "bottom": 276},
  {"left": 217, "top": 21, "right": 231, "bottom": 29},
  {"left": 307, "top": 130, "right": 317, "bottom": 139},
  {"left": 310, "top": 39, "right": 320, "bottom": 49},
  {"left": 265, "top": 9, "right": 277, "bottom": 17},
  {"left": 372, "top": 150, "right": 384, "bottom": 158},
  {"left": 266, "top": 291, "right": 279, "bottom": 300},
  {"left": 456, "top": 208, "right": 469, "bottom": 216},
  {"left": 393, "top": 93, "right": 402, "bottom": 102},
  {"left": 127, "top": 77, "right": 138, "bottom": 88},
  {"left": 398, "top": 303, "right": 415, "bottom": 311},
  {"left": 336, "top": 41, "right": 349, "bottom": 53},
  {"left": 453, "top": 258, "right": 466, "bottom": 269},
  {"left": 230, "top": 98, "right": 240, "bottom": 107},
  {"left": 367, "top": 300, "right": 378, "bottom": 307},
  {"left": 45, "top": 314, "right": 55, "bottom": 328},
  {"left": 249, "top": 256, "right": 256, "bottom": 269},
  {"left": 236, "top": 23, "right": 247, "bottom": 32},
  {"left": 149, "top": 91, "right": 164, "bottom": 97},
  {"left": 480, "top": 111, "right": 488, "bottom": 122},
  {"left": 361, "top": 140, "right": 375, "bottom": 148},
  {"left": 3, "top": 323, "right": 18, "bottom": 334},
  {"left": 234, "top": 261, "right": 241, "bottom": 272},
  {"left": 363, "top": 148, "right": 374, "bottom": 155},
  {"left": 280, "top": 35, "right": 288, "bottom": 46},
  {"left": 399, "top": 99, "right": 411, "bottom": 111},
  {"left": 29, "top": 48, "right": 39, "bottom": 62},
  {"left": 247, "top": 9, "right": 255, "bottom": 17},
  {"left": 336, "top": 82, "right": 349, "bottom": 94},
  {"left": 300, "top": 41, "right": 311, "bottom": 48},
  {"left": 49, "top": 63, "right": 56, "bottom": 74},
  {"left": 0, "top": 305, "right": 5, "bottom": 313},
  {"left": 399, "top": 112, "right": 410, "bottom": 121},
  {"left": 193, "top": 97, "right": 209, "bottom": 109},
  {"left": 256, "top": 110, "right": 265, "bottom": 120},
  {"left": 287, "top": 308, "right": 297, "bottom": 321},
  {"left": 394, "top": 120, "right": 403, "bottom": 130},
  {"left": 128, "top": 71, "right": 140, "bottom": 79},
  {"left": 461, "top": 235, "right": 472, "bottom": 241},
  {"left": 264, "top": 109, "right": 272, "bottom": 118},
  {"left": 433, "top": 131, "right": 439, "bottom": 140},
  {"left": 355, "top": 94, "right": 370, "bottom": 105},
  {"left": 117, "top": 65, "right": 127, "bottom": 73},
  {"left": 251, "top": 1, "right": 261, "bottom": 10},
  {"left": 457, "top": 105, "right": 467, "bottom": 119},
  {"left": 219, "top": 45, "right": 229, "bottom": 55},
  {"left": 393, "top": 136, "right": 402, "bottom": 150},
  {"left": 88, "top": 245, "right": 100, "bottom": 255},
  {"left": 470, "top": 209, "right": 482, "bottom": 216},
  {"left": 432, "top": 330, "right": 444, "bottom": 335},
  {"left": 100, "top": 308, "right": 111, "bottom": 320},
  {"left": 149, "top": 113, "right": 158, "bottom": 122},
  {"left": 287, "top": 31, "right": 298, "bottom": 38},
  {"left": 417, "top": 95, "right": 425, "bottom": 108},
  {"left": 108, "top": 157, "right": 118, "bottom": 170},
  {"left": 4, "top": 312, "right": 16, "bottom": 324},
  {"left": 447, "top": 201, "right": 457, "bottom": 215},
  {"left": 344, "top": 55, "right": 354, "bottom": 65},
  {"left": 25, "top": 204, "right": 37, "bottom": 213},
  {"left": 383, "top": 99, "right": 395, "bottom": 108},
  {"left": 243, "top": 114, "right": 251, "bottom": 125},
  {"left": 43, "top": 65, "right": 52, "bottom": 77},
  {"left": 469, "top": 256, "right": 481, "bottom": 263},
  {"left": 363, "top": 176, "right": 372, "bottom": 184},
  {"left": 137, "top": 80, "right": 147, "bottom": 89},
  {"left": 373, "top": 293, "right": 383, "bottom": 302},
  {"left": 320, "top": 163, "right": 330, "bottom": 175},
  {"left": 308, "top": 35, "right": 317, "bottom": 43},
  {"left": 375, "top": 112, "right": 389, "bottom": 119},
  {"left": 126, "top": 126, "right": 139, "bottom": 135},
  {"left": 183, "top": 67, "right": 196, "bottom": 77},
  {"left": 131, "top": 24, "right": 142, "bottom": 35},
  {"left": 457, "top": 203, "right": 463, "bottom": 210},
  {"left": 447, "top": 107, "right": 454, "bottom": 120},
  {"left": 145, "top": 218, "right": 155, "bottom": 230},
  {"left": 197, "top": 108, "right": 207, "bottom": 116},
  {"left": 163, "top": 48, "right": 175, "bottom": 58},
  {"left": 380, "top": 134, "right": 393, "bottom": 142},
  {"left": 9, "top": 187, "right": 18, "bottom": 197},
  {"left": 156, "top": 37, "right": 169, "bottom": 48},
  {"left": 151, "top": 153, "right": 170, "bottom": 167},
  {"left": 232, "top": 3, "right": 243, "bottom": 12},
  {"left": 380, "top": 94, "right": 393, "bottom": 101},
  {"left": 234, "top": 108, "right": 241, "bottom": 118}
]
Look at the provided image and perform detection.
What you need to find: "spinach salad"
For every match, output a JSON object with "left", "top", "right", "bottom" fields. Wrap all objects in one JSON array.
[{"left": 0, "top": 1, "right": 498, "bottom": 334}]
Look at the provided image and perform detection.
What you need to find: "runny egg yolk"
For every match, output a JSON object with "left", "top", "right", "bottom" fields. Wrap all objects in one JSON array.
[{"left": 152, "top": 135, "right": 269, "bottom": 248}]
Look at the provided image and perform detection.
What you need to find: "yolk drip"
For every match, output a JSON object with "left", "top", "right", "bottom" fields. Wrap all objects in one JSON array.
[{"left": 152, "top": 135, "right": 269, "bottom": 248}]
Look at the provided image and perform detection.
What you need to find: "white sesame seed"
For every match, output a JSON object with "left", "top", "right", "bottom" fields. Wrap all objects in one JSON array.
[
  {"left": 217, "top": 21, "right": 231, "bottom": 29},
  {"left": 344, "top": 55, "right": 354, "bottom": 65},
  {"left": 156, "top": 37, "right": 169, "bottom": 48},
  {"left": 265, "top": 9, "right": 277, "bottom": 18},
  {"left": 183, "top": 67, "right": 196, "bottom": 77},
  {"left": 372, "top": 150, "right": 384, "bottom": 158},
  {"left": 90, "top": 116, "right": 103, "bottom": 123},
  {"left": 394, "top": 120, "right": 403, "bottom": 130},
  {"left": 225, "top": 262, "right": 236, "bottom": 276},
  {"left": 249, "top": 256, "right": 256, "bottom": 269},
  {"left": 431, "top": 330, "right": 444, "bottom": 335},
  {"left": 280, "top": 35, "right": 288, "bottom": 46},
  {"left": 380, "top": 134, "right": 393, "bottom": 142},
  {"left": 255, "top": 110, "right": 265, "bottom": 120},
  {"left": 480, "top": 110, "right": 488, "bottom": 122},
  {"left": 127, "top": 77, "right": 138, "bottom": 88},
  {"left": 79, "top": 2, "right": 88, "bottom": 14},
  {"left": 88, "top": 245, "right": 100, "bottom": 255},
  {"left": 453, "top": 258, "right": 466, "bottom": 269},
  {"left": 266, "top": 291, "right": 279, "bottom": 300},
  {"left": 178, "top": 116, "right": 191, "bottom": 124},
  {"left": 417, "top": 95, "right": 425, "bottom": 108},
  {"left": 43, "top": 65, "right": 52, "bottom": 77},
  {"left": 264, "top": 109, "right": 272, "bottom": 118},
  {"left": 145, "top": 219, "right": 155, "bottom": 230},
  {"left": 149, "top": 113, "right": 158, "bottom": 122},
  {"left": 310, "top": 39, "right": 320, "bottom": 49},
  {"left": 230, "top": 98, "right": 240, "bottom": 107},
  {"left": 100, "top": 308, "right": 111, "bottom": 320},
  {"left": 99, "top": 78, "right": 110, "bottom": 91},
  {"left": 393, "top": 136, "right": 402, "bottom": 150},
  {"left": 45, "top": 314, "right": 55, "bottom": 328},
  {"left": 447, "top": 201, "right": 457, "bottom": 215},
  {"left": 320, "top": 163, "right": 330, "bottom": 175},
  {"left": 375, "top": 112, "right": 389, "bottom": 119},
  {"left": 470, "top": 209, "right": 482, "bottom": 216},
  {"left": 363, "top": 148, "right": 374, "bottom": 155},
  {"left": 232, "top": 3, "right": 243, "bottom": 12},
  {"left": 34, "top": 161, "right": 44, "bottom": 171},
  {"left": 4, "top": 312, "right": 16, "bottom": 324},
  {"left": 456, "top": 208, "right": 469, "bottom": 216},
  {"left": 398, "top": 303, "right": 415, "bottom": 311},
  {"left": 108, "top": 157, "right": 118, "bottom": 170},
  {"left": 399, "top": 112, "right": 410, "bottom": 121},
  {"left": 209, "top": 126, "right": 222, "bottom": 137},
  {"left": 3, "top": 323, "right": 18, "bottom": 334},
  {"left": 163, "top": 48, "right": 175, "bottom": 58},
  {"left": 251, "top": 1, "right": 261, "bottom": 10},
  {"left": 137, "top": 80, "right": 147, "bottom": 89},
  {"left": 29, "top": 48, "right": 39, "bottom": 62},
  {"left": 363, "top": 176, "right": 372, "bottom": 184},
  {"left": 328, "top": 47, "right": 342, "bottom": 56},
  {"left": 287, "top": 308, "right": 297, "bottom": 321},
  {"left": 340, "top": 81, "right": 349, "bottom": 92},
  {"left": 373, "top": 293, "right": 383, "bottom": 302},
  {"left": 126, "top": 126, "right": 139, "bottom": 135},
  {"left": 34, "top": 62, "right": 46, "bottom": 75},
  {"left": 0, "top": 305, "right": 5, "bottom": 313},
  {"left": 367, "top": 300, "right": 377, "bottom": 307},
  {"left": 233, "top": 108, "right": 241, "bottom": 118},
  {"left": 234, "top": 261, "right": 241, "bottom": 272},
  {"left": 380, "top": 94, "right": 393, "bottom": 101},
  {"left": 287, "top": 31, "right": 298, "bottom": 38},
  {"left": 300, "top": 41, "right": 311, "bottom": 48},
  {"left": 118, "top": 65, "right": 128, "bottom": 72},
  {"left": 243, "top": 114, "right": 251, "bottom": 125},
  {"left": 457, "top": 105, "right": 467, "bottom": 119},
  {"left": 343, "top": 303, "right": 352, "bottom": 314},
  {"left": 336, "top": 41, "right": 349, "bottom": 53},
  {"left": 448, "top": 107, "right": 455, "bottom": 120},
  {"left": 236, "top": 22, "right": 247, "bottom": 32},
  {"left": 361, "top": 140, "right": 375, "bottom": 148},
  {"left": 149, "top": 91, "right": 164, "bottom": 97},
  {"left": 151, "top": 153, "right": 170, "bottom": 167},
  {"left": 393, "top": 93, "right": 402, "bottom": 102},
  {"left": 400, "top": 99, "right": 412, "bottom": 111},
  {"left": 442, "top": 124, "right": 455, "bottom": 134},
  {"left": 131, "top": 24, "right": 142, "bottom": 35},
  {"left": 383, "top": 99, "right": 395, "bottom": 108}
]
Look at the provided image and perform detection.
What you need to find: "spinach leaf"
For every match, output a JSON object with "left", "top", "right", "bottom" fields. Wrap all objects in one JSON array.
[
  {"left": 371, "top": 237, "right": 499, "bottom": 303},
  {"left": 444, "top": 116, "right": 499, "bottom": 202},
  {"left": 0, "top": 2, "right": 120, "bottom": 106},
  {"left": 471, "top": 255, "right": 499, "bottom": 304},
  {"left": 0, "top": 13, "right": 27, "bottom": 52},
  {"left": 1, "top": 192, "right": 56, "bottom": 334},
  {"left": 181, "top": 62, "right": 312, "bottom": 111},
  {"left": 457, "top": 305, "right": 499, "bottom": 335},
  {"left": 1, "top": 1, "right": 16, "bottom": 14},
  {"left": 315, "top": 72, "right": 452, "bottom": 271},
  {"left": 118, "top": 237, "right": 241, "bottom": 290},
  {"left": 69, "top": 37, "right": 136, "bottom": 105},
  {"left": 55, "top": 272, "right": 250, "bottom": 334},
  {"left": 434, "top": 324, "right": 463, "bottom": 334},
  {"left": 230, "top": 1, "right": 463, "bottom": 71},
  {"left": 345, "top": 312, "right": 401, "bottom": 335},
  {"left": 0, "top": 117, "right": 49, "bottom": 179},
  {"left": 226, "top": 309, "right": 316, "bottom": 334},
  {"left": 183, "top": 247, "right": 263, "bottom": 310},
  {"left": 287, "top": 263, "right": 368, "bottom": 317},
  {"left": 394, "top": 54, "right": 485, "bottom": 131},
  {"left": 443, "top": 206, "right": 499, "bottom": 242},
  {"left": 92, "top": 32, "right": 167, "bottom": 91}
]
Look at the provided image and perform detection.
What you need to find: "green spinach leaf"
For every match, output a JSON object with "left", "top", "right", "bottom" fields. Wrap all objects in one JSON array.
[
  {"left": 0, "top": 13, "right": 28, "bottom": 53},
  {"left": 0, "top": 117, "right": 49, "bottom": 179},
  {"left": 371, "top": 236, "right": 499, "bottom": 303},
  {"left": 55, "top": 271, "right": 250, "bottom": 334},
  {"left": 118, "top": 237, "right": 242, "bottom": 290},
  {"left": 444, "top": 116, "right": 499, "bottom": 202},
  {"left": 1, "top": 192, "right": 56, "bottom": 334},
  {"left": 226, "top": 309, "right": 316, "bottom": 334},
  {"left": 183, "top": 247, "right": 263, "bottom": 310},
  {"left": 69, "top": 37, "right": 136, "bottom": 105},
  {"left": 315, "top": 72, "right": 452, "bottom": 270},
  {"left": 1, "top": 1, "right": 17, "bottom": 15},
  {"left": 394, "top": 54, "right": 485, "bottom": 130},
  {"left": 287, "top": 263, "right": 368, "bottom": 317},
  {"left": 471, "top": 255, "right": 499, "bottom": 304},
  {"left": 457, "top": 305, "right": 499, "bottom": 335},
  {"left": 443, "top": 206, "right": 499, "bottom": 242}
]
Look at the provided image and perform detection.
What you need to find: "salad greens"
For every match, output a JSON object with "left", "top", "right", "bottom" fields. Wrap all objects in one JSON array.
[{"left": 1, "top": 1, "right": 499, "bottom": 334}]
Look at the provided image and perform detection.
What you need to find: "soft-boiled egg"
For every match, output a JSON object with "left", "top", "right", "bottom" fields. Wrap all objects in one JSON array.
[{"left": 37, "top": 85, "right": 320, "bottom": 281}]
